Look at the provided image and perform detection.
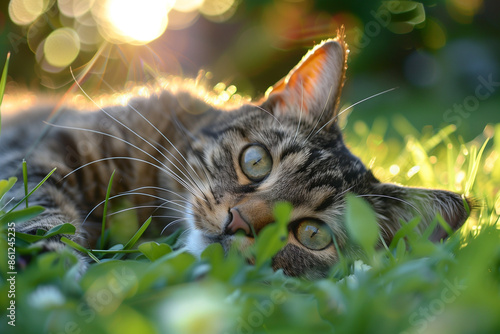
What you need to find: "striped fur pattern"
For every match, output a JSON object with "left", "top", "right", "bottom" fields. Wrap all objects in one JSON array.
[{"left": 0, "top": 35, "right": 470, "bottom": 278}]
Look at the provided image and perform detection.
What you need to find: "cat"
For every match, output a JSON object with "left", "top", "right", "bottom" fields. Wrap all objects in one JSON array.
[{"left": 0, "top": 33, "right": 472, "bottom": 278}]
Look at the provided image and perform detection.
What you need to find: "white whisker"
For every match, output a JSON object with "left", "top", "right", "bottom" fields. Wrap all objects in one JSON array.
[
  {"left": 0, "top": 197, "right": 15, "bottom": 212},
  {"left": 305, "top": 84, "right": 335, "bottom": 141},
  {"left": 69, "top": 69, "right": 205, "bottom": 199},
  {"left": 160, "top": 218, "right": 189, "bottom": 235},
  {"left": 356, "top": 194, "right": 423, "bottom": 217},
  {"left": 109, "top": 205, "right": 184, "bottom": 218},
  {"left": 81, "top": 189, "right": 194, "bottom": 225},
  {"left": 253, "top": 104, "right": 284, "bottom": 128},
  {"left": 61, "top": 156, "right": 201, "bottom": 200},
  {"left": 293, "top": 79, "right": 304, "bottom": 144},
  {"left": 122, "top": 185, "right": 191, "bottom": 202},
  {"left": 310, "top": 87, "right": 398, "bottom": 139},
  {"left": 127, "top": 103, "right": 207, "bottom": 191}
]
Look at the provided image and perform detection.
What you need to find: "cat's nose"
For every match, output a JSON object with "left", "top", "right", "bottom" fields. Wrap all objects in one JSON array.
[{"left": 225, "top": 208, "right": 252, "bottom": 236}]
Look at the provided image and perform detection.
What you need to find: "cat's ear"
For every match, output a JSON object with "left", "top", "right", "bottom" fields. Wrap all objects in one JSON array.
[
  {"left": 367, "top": 182, "right": 472, "bottom": 242},
  {"left": 261, "top": 33, "right": 348, "bottom": 125}
]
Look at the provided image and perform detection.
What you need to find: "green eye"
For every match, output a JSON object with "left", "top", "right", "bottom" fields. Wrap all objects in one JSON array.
[
  {"left": 239, "top": 144, "right": 273, "bottom": 182},
  {"left": 294, "top": 220, "right": 333, "bottom": 250}
]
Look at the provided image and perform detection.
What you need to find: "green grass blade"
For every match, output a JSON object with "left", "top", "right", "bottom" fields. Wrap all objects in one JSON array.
[
  {"left": 464, "top": 138, "right": 489, "bottom": 196},
  {"left": 1, "top": 205, "right": 45, "bottom": 225},
  {"left": 435, "top": 213, "right": 453, "bottom": 237},
  {"left": 61, "top": 237, "right": 101, "bottom": 263},
  {"left": 123, "top": 216, "right": 153, "bottom": 250},
  {"left": 389, "top": 217, "right": 421, "bottom": 249},
  {"left": 100, "top": 170, "right": 115, "bottom": 249},
  {"left": 345, "top": 193, "right": 380, "bottom": 257},
  {"left": 22, "top": 160, "right": 28, "bottom": 208},
  {"left": 7, "top": 168, "right": 57, "bottom": 214},
  {"left": 0, "top": 177, "right": 17, "bottom": 203},
  {"left": 446, "top": 140, "right": 455, "bottom": 189},
  {"left": 0, "top": 52, "right": 10, "bottom": 136},
  {"left": 423, "top": 124, "right": 456, "bottom": 151},
  {"left": 91, "top": 249, "right": 141, "bottom": 254},
  {"left": 16, "top": 222, "right": 75, "bottom": 242},
  {"left": 254, "top": 202, "right": 292, "bottom": 268}
]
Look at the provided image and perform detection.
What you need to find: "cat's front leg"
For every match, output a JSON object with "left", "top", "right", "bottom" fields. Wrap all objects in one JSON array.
[
  {"left": 3, "top": 165, "right": 92, "bottom": 273},
  {"left": 15, "top": 209, "right": 90, "bottom": 273}
]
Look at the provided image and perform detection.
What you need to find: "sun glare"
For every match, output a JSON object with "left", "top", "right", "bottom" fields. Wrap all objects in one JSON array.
[{"left": 94, "top": 0, "right": 174, "bottom": 45}]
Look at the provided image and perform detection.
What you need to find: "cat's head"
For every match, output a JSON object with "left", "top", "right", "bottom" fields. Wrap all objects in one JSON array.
[{"left": 180, "top": 35, "right": 471, "bottom": 278}]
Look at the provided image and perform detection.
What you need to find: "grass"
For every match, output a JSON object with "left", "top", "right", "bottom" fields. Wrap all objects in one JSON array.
[{"left": 1, "top": 54, "right": 499, "bottom": 333}]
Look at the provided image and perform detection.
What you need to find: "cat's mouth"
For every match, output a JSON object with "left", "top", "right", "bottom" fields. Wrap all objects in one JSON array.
[{"left": 203, "top": 226, "right": 257, "bottom": 261}]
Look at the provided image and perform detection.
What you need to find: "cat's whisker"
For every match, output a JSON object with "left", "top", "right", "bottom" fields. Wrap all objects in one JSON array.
[
  {"left": 335, "top": 184, "right": 356, "bottom": 201},
  {"left": 70, "top": 69, "right": 207, "bottom": 199},
  {"left": 160, "top": 218, "right": 189, "bottom": 235},
  {"left": 122, "top": 185, "right": 191, "bottom": 202},
  {"left": 82, "top": 190, "right": 195, "bottom": 226},
  {"left": 310, "top": 87, "right": 398, "bottom": 139},
  {"left": 95, "top": 74, "right": 208, "bottom": 196},
  {"left": 119, "top": 192, "right": 193, "bottom": 211},
  {"left": 305, "top": 84, "right": 335, "bottom": 142},
  {"left": 253, "top": 104, "right": 284, "bottom": 129},
  {"left": 169, "top": 110, "right": 198, "bottom": 141},
  {"left": 178, "top": 227, "right": 195, "bottom": 241},
  {"left": 188, "top": 153, "right": 217, "bottom": 204},
  {"left": 127, "top": 103, "right": 209, "bottom": 195},
  {"left": 356, "top": 194, "right": 424, "bottom": 217},
  {"left": 108, "top": 205, "right": 183, "bottom": 218},
  {"left": 62, "top": 155, "right": 202, "bottom": 200},
  {"left": 169, "top": 115, "right": 216, "bottom": 203},
  {"left": 156, "top": 204, "right": 197, "bottom": 219},
  {"left": 141, "top": 137, "right": 205, "bottom": 193},
  {"left": 0, "top": 197, "right": 15, "bottom": 212},
  {"left": 48, "top": 122, "right": 202, "bottom": 199},
  {"left": 163, "top": 109, "right": 214, "bottom": 204},
  {"left": 156, "top": 205, "right": 196, "bottom": 218},
  {"left": 292, "top": 79, "right": 305, "bottom": 144}
]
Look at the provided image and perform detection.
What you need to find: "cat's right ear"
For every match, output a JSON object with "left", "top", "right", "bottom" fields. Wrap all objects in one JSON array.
[{"left": 260, "top": 32, "right": 348, "bottom": 127}]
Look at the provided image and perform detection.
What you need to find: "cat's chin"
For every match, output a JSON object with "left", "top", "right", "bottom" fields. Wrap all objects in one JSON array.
[{"left": 183, "top": 229, "right": 209, "bottom": 257}]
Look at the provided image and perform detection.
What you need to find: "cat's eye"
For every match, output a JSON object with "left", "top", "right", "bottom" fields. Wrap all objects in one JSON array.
[
  {"left": 239, "top": 144, "right": 272, "bottom": 182},
  {"left": 294, "top": 219, "right": 332, "bottom": 250}
]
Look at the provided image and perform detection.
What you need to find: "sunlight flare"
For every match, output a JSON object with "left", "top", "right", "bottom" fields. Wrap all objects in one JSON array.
[{"left": 93, "top": 0, "right": 174, "bottom": 45}]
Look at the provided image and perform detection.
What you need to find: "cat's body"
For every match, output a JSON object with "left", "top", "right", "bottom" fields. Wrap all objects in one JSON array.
[{"left": 1, "top": 36, "right": 471, "bottom": 278}]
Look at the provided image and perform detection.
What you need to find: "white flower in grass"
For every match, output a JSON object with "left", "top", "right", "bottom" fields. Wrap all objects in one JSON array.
[
  {"left": 339, "top": 260, "right": 372, "bottom": 289},
  {"left": 353, "top": 260, "right": 372, "bottom": 274},
  {"left": 158, "top": 284, "right": 237, "bottom": 334},
  {"left": 28, "top": 285, "right": 65, "bottom": 309}
]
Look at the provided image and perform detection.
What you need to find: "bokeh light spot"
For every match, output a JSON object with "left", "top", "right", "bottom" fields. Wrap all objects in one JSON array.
[
  {"left": 9, "top": 0, "right": 48, "bottom": 26},
  {"left": 43, "top": 27, "right": 81, "bottom": 68},
  {"left": 389, "top": 165, "right": 400, "bottom": 175},
  {"left": 58, "top": 0, "right": 96, "bottom": 18},
  {"left": 173, "top": 0, "right": 205, "bottom": 13},
  {"left": 423, "top": 18, "right": 446, "bottom": 50},
  {"left": 404, "top": 51, "right": 441, "bottom": 87},
  {"left": 167, "top": 9, "right": 200, "bottom": 30},
  {"left": 94, "top": 0, "right": 174, "bottom": 45},
  {"left": 200, "top": 0, "right": 236, "bottom": 20},
  {"left": 447, "top": 0, "right": 483, "bottom": 23}
]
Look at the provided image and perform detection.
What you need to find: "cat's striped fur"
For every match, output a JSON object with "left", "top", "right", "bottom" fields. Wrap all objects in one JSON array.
[{"left": 0, "top": 34, "right": 471, "bottom": 278}]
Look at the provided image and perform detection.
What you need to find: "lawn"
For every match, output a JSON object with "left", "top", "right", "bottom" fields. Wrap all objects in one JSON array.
[
  {"left": 1, "top": 1, "right": 499, "bottom": 333},
  {"left": 1, "top": 51, "right": 499, "bottom": 333}
]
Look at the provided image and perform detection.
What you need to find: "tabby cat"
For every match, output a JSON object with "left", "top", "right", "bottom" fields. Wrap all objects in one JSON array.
[{"left": 0, "top": 34, "right": 471, "bottom": 278}]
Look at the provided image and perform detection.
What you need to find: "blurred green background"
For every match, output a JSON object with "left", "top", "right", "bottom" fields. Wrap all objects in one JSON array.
[{"left": 0, "top": 0, "right": 499, "bottom": 139}]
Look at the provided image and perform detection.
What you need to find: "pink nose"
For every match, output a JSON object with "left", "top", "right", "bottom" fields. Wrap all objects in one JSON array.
[{"left": 226, "top": 208, "right": 251, "bottom": 236}]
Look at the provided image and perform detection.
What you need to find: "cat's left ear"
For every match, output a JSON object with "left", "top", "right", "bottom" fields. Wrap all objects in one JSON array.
[
  {"left": 261, "top": 33, "right": 348, "bottom": 125},
  {"left": 368, "top": 182, "right": 473, "bottom": 242}
]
